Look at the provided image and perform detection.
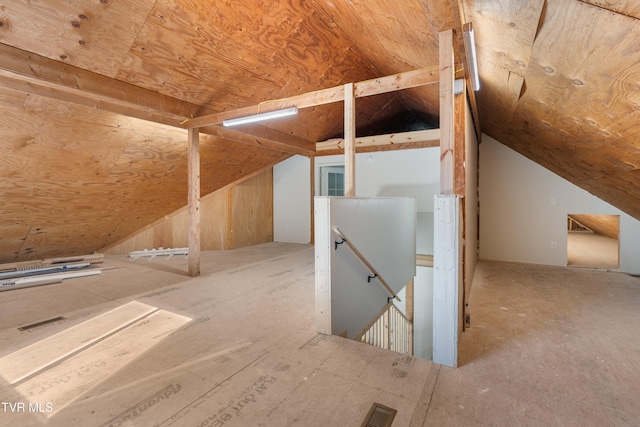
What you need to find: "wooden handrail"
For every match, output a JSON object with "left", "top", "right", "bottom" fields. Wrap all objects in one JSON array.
[{"left": 332, "top": 226, "right": 400, "bottom": 302}]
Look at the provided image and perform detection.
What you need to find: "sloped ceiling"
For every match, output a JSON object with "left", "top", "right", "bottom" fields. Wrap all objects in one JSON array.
[
  {"left": 0, "top": 0, "right": 638, "bottom": 262},
  {"left": 468, "top": 0, "right": 640, "bottom": 219}
]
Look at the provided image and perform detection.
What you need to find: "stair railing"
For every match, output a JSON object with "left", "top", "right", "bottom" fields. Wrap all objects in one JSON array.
[
  {"left": 332, "top": 226, "right": 400, "bottom": 302},
  {"left": 354, "top": 301, "right": 413, "bottom": 355}
]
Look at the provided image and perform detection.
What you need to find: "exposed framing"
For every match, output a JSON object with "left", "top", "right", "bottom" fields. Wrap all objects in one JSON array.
[
  {"left": 344, "top": 83, "right": 356, "bottom": 197},
  {"left": 440, "top": 29, "right": 455, "bottom": 195},
  {"left": 184, "top": 66, "right": 450, "bottom": 129},
  {"left": 1, "top": 32, "right": 471, "bottom": 300},
  {"left": 188, "top": 128, "right": 201, "bottom": 277},
  {"left": 316, "top": 129, "right": 440, "bottom": 154},
  {"left": 432, "top": 29, "right": 468, "bottom": 367}
]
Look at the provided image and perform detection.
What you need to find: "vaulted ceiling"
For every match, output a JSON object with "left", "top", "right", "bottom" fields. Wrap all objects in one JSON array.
[{"left": 0, "top": 0, "right": 638, "bottom": 262}]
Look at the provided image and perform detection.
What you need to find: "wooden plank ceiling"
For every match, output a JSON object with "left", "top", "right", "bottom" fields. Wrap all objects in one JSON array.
[{"left": 0, "top": 0, "right": 639, "bottom": 262}]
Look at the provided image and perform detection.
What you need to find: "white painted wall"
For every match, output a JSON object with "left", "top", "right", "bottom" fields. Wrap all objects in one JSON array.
[
  {"left": 315, "top": 149, "right": 440, "bottom": 211},
  {"left": 479, "top": 135, "right": 640, "bottom": 274},
  {"left": 273, "top": 155, "right": 310, "bottom": 244},
  {"left": 274, "top": 148, "right": 440, "bottom": 359},
  {"left": 315, "top": 197, "right": 417, "bottom": 338}
]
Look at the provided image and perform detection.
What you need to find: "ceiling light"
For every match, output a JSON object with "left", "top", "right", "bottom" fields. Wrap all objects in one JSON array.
[
  {"left": 222, "top": 107, "right": 298, "bottom": 127},
  {"left": 463, "top": 22, "right": 480, "bottom": 91}
]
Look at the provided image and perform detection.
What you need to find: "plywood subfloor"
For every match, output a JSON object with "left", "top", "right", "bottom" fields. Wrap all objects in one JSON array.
[
  {"left": 0, "top": 243, "right": 434, "bottom": 426},
  {"left": 429, "top": 260, "right": 640, "bottom": 426},
  {"left": 568, "top": 231, "right": 619, "bottom": 270},
  {"left": 0, "top": 243, "right": 638, "bottom": 426}
]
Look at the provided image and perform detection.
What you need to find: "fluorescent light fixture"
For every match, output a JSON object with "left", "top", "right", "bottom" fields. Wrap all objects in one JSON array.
[
  {"left": 463, "top": 22, "right": 480, "bottom": 91},
  {"left": 222, "top": 107, "right": 298, "bottom": 127}
]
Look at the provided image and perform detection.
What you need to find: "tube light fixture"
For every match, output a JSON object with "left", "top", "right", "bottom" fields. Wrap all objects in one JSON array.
[
  {"left": 222, "top": 107, "right": 299, "bottom": 127},
  {"left": 463, "top": 22, "right": 480, "bottom": 91}
]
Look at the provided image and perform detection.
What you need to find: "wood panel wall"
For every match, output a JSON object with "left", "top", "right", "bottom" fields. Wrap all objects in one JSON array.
[{"left": 103, "top": 168, "right": 273, "bottom": 255}]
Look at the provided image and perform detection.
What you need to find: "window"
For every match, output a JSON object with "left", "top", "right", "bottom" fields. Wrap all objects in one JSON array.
[{"left": 319, "top": 165, "right": 345, "bottom": 196}]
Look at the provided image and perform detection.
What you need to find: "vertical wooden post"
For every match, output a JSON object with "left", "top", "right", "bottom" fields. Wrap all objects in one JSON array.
[
  {"left": 454, "top": 77, "right": 468, "bottom": 330},
  {"left": 439, "top": 29, "right": 455, "bottom": 195},
  {"left": 344, "top": 82, "right": 356, "bottom": 197},
  {"left": 188, "top": 128, "right": 201, "bottom": 277},
  {"left": 433, "top": 29, "right": 464, "bottom": 367},
  {"left": 406, "top": 279, "right": 414, "bottom": 324},
  {"left": 454, "top": 79, "right": 467, "bottom": 195},
  {"left": 226, "top": 187, "right": 233, "bottom": 249}
]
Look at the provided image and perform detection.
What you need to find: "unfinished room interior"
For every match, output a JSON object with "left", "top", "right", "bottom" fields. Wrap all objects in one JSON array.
[{"left": 0, "top": 1, "right": 639, "bottom": 426}]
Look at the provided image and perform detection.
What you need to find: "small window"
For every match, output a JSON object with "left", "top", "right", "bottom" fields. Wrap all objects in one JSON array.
[{"left": 320, "top": 165, "right": 345, "bottom": 196}]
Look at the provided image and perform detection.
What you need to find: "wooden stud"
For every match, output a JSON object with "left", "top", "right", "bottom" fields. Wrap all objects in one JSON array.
[
  {"left": 406, "top": 279, "right": 414, "bottom": 324},
  {"left": 439, "top": 30, "right": 455, "bottom": 195},
  {"left": 316, "top": 129, "right": 440, "bottom": 152},
  {"left": 416, "top": 254, "right": 434, "bottom": 267},
  {"left": 188, "top": 128, "right": 201, "bottom": 277},
  {"left": 344, "top": 83, "right": 356, "bottom": 197},
  {"left": 226, "top": 187, "right": 233, "bottom": 250},
  {"left": 454, "top": 79, "right": 467, "bottom": 195}
]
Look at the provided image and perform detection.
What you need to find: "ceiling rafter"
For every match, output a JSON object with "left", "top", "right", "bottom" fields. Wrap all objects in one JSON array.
[
  {"left": 0, "top": 43, "right": 315, "bottom": 157},
  {"left": 0, "top": 43, "right": 196, "bottom": 127}
]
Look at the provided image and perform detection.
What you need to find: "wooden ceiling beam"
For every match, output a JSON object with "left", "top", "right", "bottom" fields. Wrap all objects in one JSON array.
[
  {"left": 201, "top": 125, "right": 315, "bottom": 157},
  {"left": 0, "top": 43, "right": 198, "bottom": 127},
  {"left": 184, "top": 65, "right": 465, "bottom": 129},
  {"left": 0, "top": 43, "right": 316, "bottom": 156},
  {"left": 316, "top": 129, "right": 440, "bottom": 153}
]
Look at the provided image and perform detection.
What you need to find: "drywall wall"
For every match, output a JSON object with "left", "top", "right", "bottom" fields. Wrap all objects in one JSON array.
[
  {"left": 315, "top": 197, "right": 416, "bottom": 338},
  {"left": 479, "top": 136, "right": 640, "bottom": 274},
  {"left": 273, "top": 156, "right": 311, "bottom": 244},
  {"left": 315, "top": 148, "right": 441, "bottom": 211},
  {"left": 274, "top": 148, "right": 440, "bottom": 242}
]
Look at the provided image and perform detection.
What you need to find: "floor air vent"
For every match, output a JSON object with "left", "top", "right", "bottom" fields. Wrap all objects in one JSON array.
[
  {"left": 18, "top": 316, "right": 65, "bottom": 331},
  {"left": 361, "top": 402, "right": 397, "bottom": 427}
]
